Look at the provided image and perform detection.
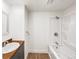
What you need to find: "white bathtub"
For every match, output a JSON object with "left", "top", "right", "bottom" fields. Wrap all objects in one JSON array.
[{"left": 48, "top": 44, "right": 76, "bottom": 59}]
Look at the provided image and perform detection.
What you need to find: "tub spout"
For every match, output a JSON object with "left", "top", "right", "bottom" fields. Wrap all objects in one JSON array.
[{"left": 55, "top": 41, "right": 59, "bottom": 45}]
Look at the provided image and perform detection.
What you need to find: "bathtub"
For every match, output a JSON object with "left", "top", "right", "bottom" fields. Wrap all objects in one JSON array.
[{"left": 48, "top": 43, "right": 76, "bottom": 59}]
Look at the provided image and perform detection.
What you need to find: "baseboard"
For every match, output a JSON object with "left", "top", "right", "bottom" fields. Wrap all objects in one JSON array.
[{"left": 29, "top": 49, "right": 48, "bottom": 53}]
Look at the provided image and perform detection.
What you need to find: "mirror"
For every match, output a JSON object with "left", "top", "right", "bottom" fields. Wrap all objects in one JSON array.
[{"left": 2, "top": 11, "right": 9, "bottom": 35}]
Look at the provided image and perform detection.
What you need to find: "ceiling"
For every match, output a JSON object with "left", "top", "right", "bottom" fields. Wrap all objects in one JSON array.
[{"left": 3, "top": 0, "right": 76, "bottom": 11}]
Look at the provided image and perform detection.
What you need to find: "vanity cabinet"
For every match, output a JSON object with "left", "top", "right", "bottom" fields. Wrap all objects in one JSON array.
[{"left": 11, "top": 41, "right": 24, "bottom": 59}]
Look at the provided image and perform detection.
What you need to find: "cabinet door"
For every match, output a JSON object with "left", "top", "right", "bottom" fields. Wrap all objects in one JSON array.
[{"left": 11, "top": 43, "right": 24, "bottom": 59}]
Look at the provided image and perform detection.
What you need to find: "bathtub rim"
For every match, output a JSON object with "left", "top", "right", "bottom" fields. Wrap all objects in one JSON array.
[{"left": 48, "top": 45, "right": 61, "bottom": 59}]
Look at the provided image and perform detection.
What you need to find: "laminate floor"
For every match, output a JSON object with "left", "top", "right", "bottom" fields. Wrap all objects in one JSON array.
[{"left": 27, "top": 53, "right": 50, "bottom": 59}]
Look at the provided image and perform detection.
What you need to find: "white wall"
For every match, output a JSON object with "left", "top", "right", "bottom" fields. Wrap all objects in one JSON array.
[
  {"left": 62, "top": 5, "right": 76, "bottom": 48},
  {"left": 2, "top": 1, "right": 11, "bottom": 14},
  {"left": 3, "top": 1, "right": 26, "bottom": 40},
  {"left": 2, "top": 1, "right": 12, "bottom": 41},
  {"left": 9, "top": 5, "right": 25, "bottom": 40},
  {"left": 49, "top": 16, "right": 62, "bottom": 46},
  {"left": 29, "top": 12, "right": 63, "bottom": 53},
  {"left": 61, "top": 5, "right": 76, "bottom": 59}
]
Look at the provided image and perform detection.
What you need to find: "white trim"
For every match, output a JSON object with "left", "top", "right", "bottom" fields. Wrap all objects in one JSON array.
[{"left": 29, "top": 49, "right": 48, "bottom": 53}]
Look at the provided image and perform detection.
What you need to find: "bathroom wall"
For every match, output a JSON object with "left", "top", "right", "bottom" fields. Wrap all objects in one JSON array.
[
  {"left": 49, "top": 16, "right": 62, "bottom": 46},
  {"left": 62, "top": 4, "right": 76, "bottom": 48},
  {"left": 2, "top": 1, "right": 11, "bottom": 14},
  {"left": 29, "top": 11, "right": 63, "bottom": 53},
  {"left": 3, "top": 2, "right": 26, "bottom": 40},
  {"left": 2, "top": 1, "right": 12, "bottom": 41},
  {"left": 9, "top": 5, "right": 25, "bottom": 39},
  {"left": 61, "top": 4, "right": 76, "bottom": 58}
]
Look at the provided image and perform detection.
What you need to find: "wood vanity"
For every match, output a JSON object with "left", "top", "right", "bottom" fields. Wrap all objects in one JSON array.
[
  {"left": 3, "top": 49, "right": 17, "bottom": 59},
  {"left": 2, "top": 39, "right": 24, "bottom": 59}
]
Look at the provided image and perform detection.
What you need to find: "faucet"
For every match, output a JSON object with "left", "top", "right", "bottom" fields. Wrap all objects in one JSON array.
[
  {"left": 55, "top": 41, "right": 59, "bottom": 45},
  {"left": 55, "top": 41, "right": 59, "bottom": 49},
  {"left": 2, "top": 41, "right": 8, "bottom": 47}
]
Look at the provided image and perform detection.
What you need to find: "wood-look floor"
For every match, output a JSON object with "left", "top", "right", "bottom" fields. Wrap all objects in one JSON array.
[{"left": 27, "top": 53, "right": 50, "bottom": 59}]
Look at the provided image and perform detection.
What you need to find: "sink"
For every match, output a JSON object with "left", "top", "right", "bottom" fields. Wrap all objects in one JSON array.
[{"left": 2, "top": 42, "right": 20, "bottom": 54}]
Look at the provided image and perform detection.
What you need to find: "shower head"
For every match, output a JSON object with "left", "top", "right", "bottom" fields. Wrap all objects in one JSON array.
[
  {"left": 56, "top": 16, "right": 60, "bottom": 19},
  {"left": 50, "top": 16, "right": 60, "bottom": 20}
]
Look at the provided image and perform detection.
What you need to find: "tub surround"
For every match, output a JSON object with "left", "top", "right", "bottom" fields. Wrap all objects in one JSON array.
[
  {"left": 2, "top": 39, "right": 24, "bottom": 59},
  {"left": 48, "top": 45, "right": 75, "bottom": 59}
]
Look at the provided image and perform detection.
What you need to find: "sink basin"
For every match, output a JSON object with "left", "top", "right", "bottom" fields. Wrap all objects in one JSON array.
[{"left": 2, "top": 42, "right": 20, "bottom": 54}]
